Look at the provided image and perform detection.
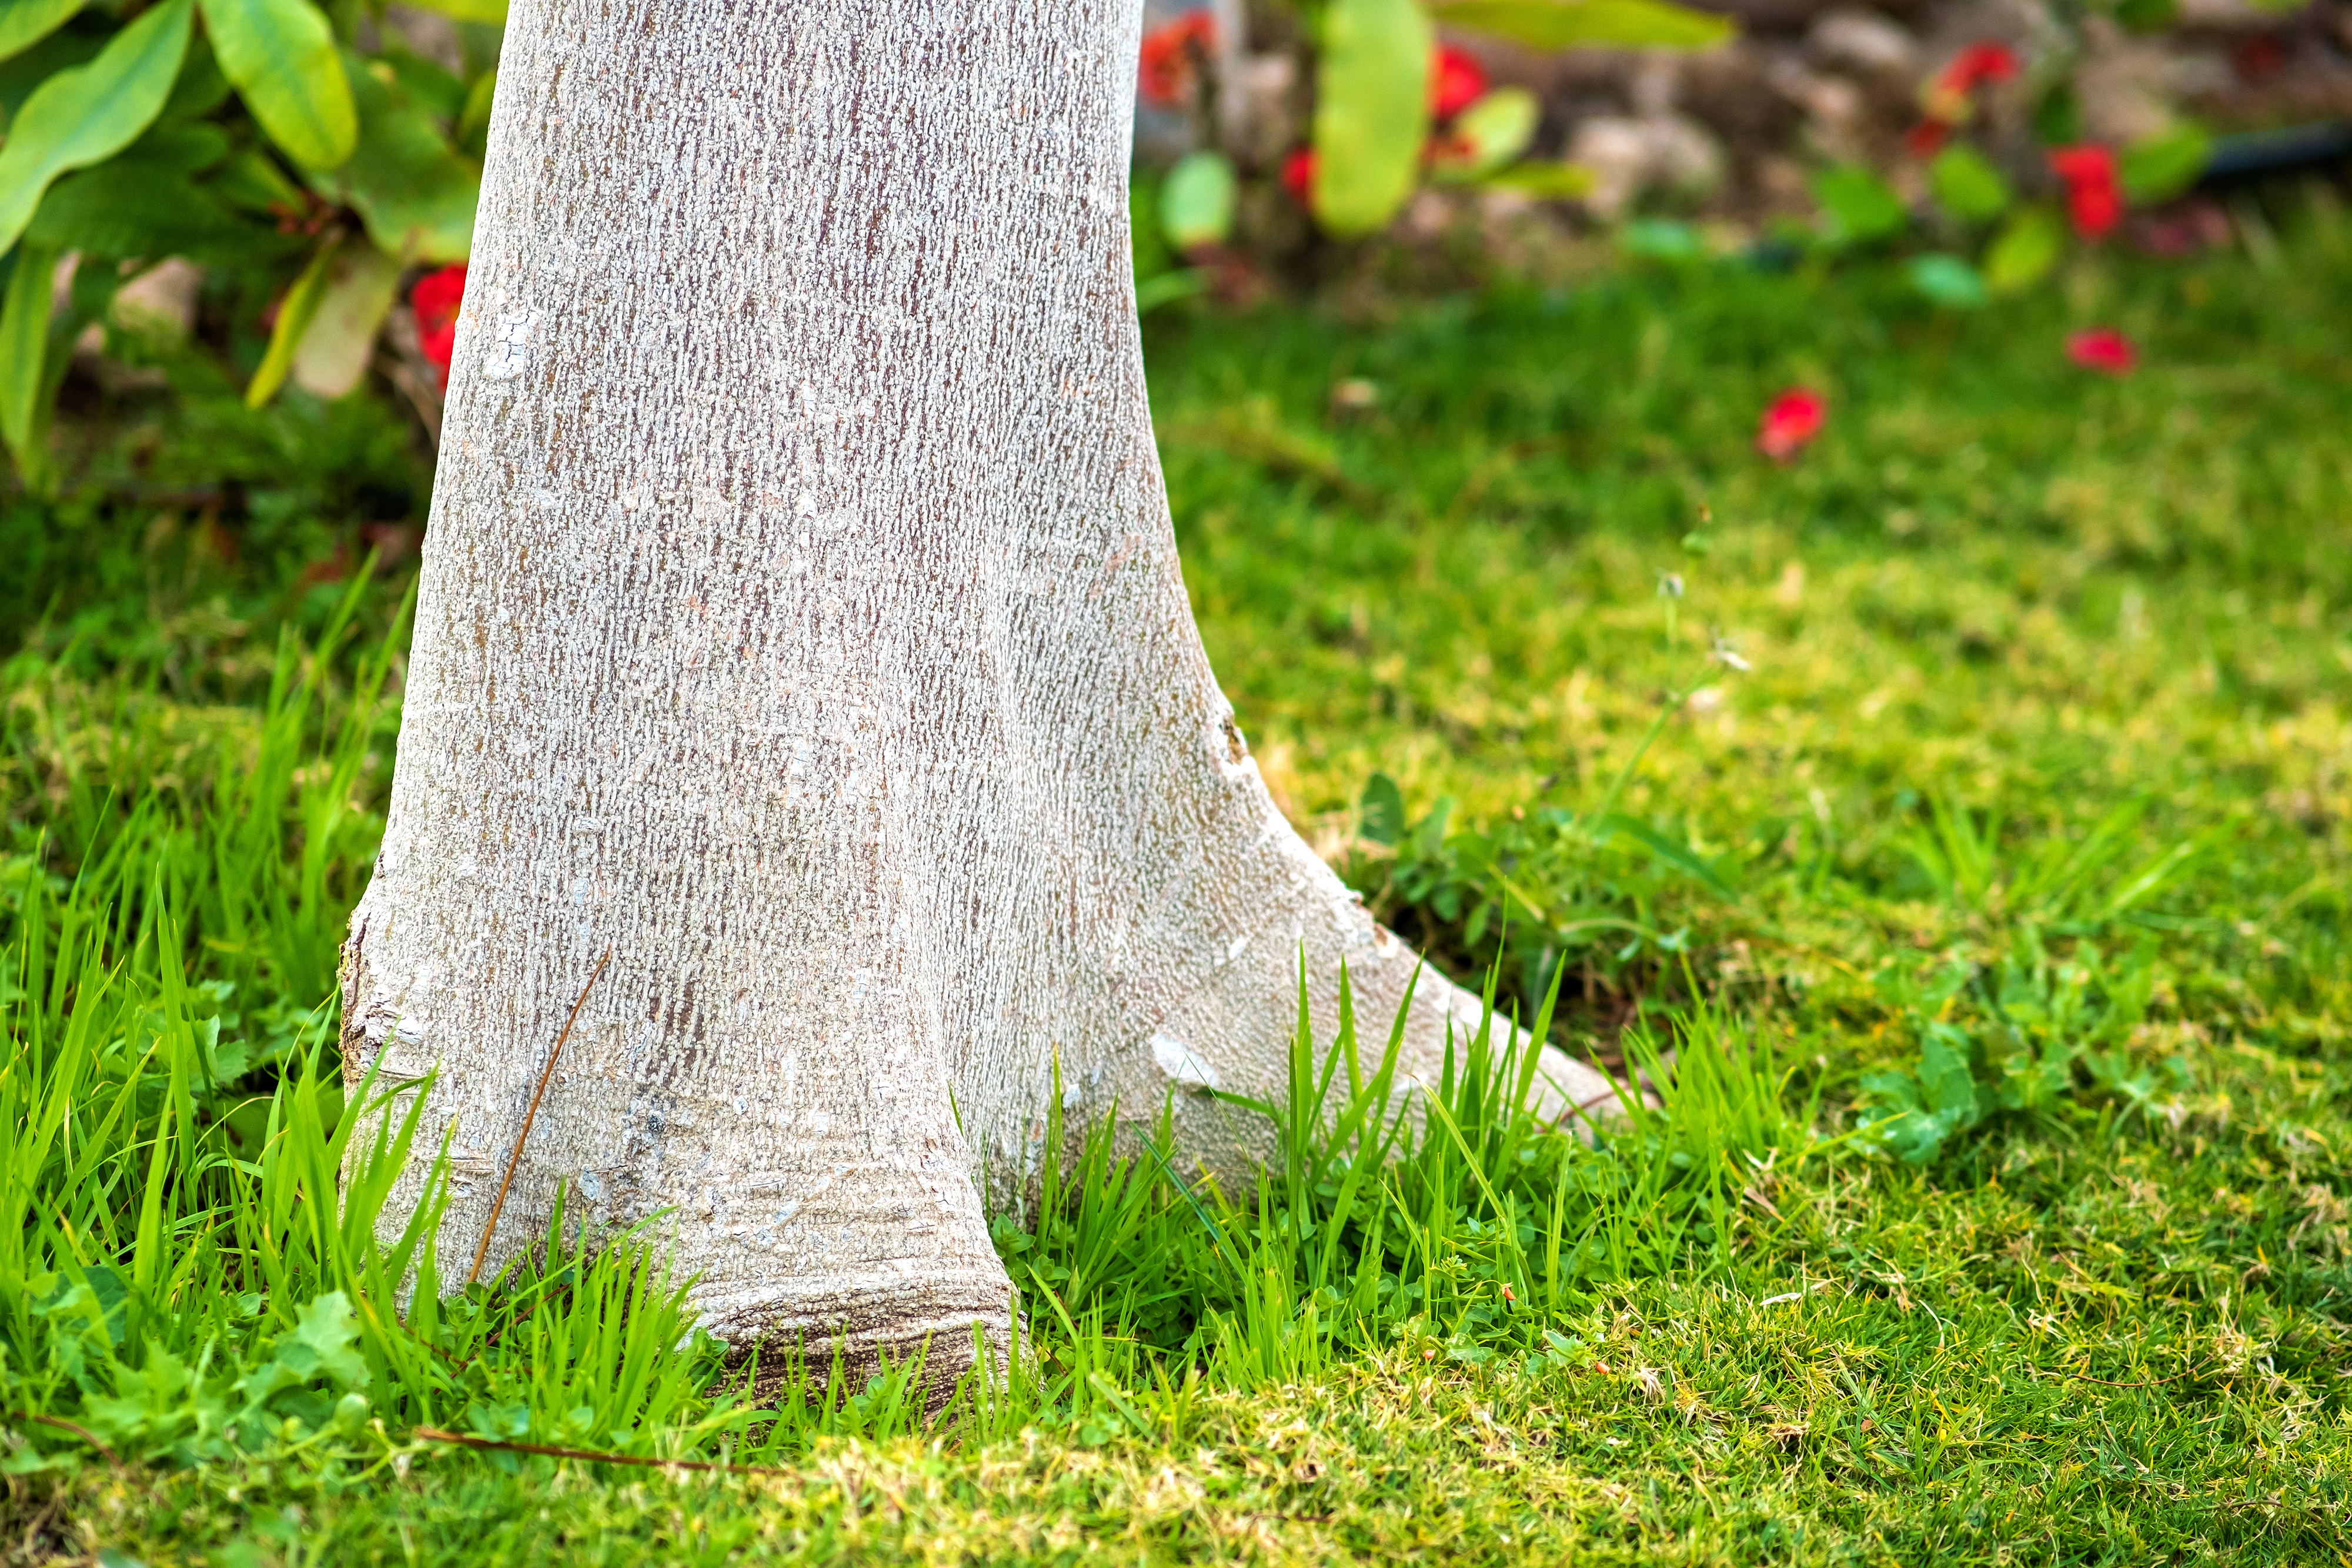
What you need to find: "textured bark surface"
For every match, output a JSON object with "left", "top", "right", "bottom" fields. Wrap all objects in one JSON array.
[{"left": 340, "top": 0, "right": 1612, "bottom": 1381}]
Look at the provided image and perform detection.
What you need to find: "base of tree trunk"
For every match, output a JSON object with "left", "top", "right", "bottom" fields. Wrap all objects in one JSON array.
[{"left": 337, "top": 0, "right": 1619, "bottom": 1370}]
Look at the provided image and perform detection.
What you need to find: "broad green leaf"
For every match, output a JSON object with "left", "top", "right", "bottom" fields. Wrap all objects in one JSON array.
[
  {"left": 1134, "top": 267, "right": 1207, "bottom": 314},
  {"left": 246, "top": 238, "right": 339, "bottom": 408},
  {"left": 1907, "top": 252, "right": 1988, "bottom": 309},
  {"left": 455, "top": 66, "right": 496, "bottom": 155},
  {"left": 1429, "top": 0, "right": 1732, "bottom": 51},
  {"left": 1983, "top": 205, "right": 2062, "bottom": 294},
  {"left": 0, "top": 28, "right": 103, "bottom": 124},
  {"left": 380, "top": 47, "right": 464, "bottom": 122},
  {"left": 399, "top": 0, "right": 507, "bottom": 19},
  {"left": 1928, "top": 143, "right": 2010, "bottom": 222},
  {"left": 1482, "top": 159, "right": 1595, "bottom": 199},
  {"left": 0, "top": 0, "right": 192, "bottom": 255},
  {"left": 0, "top": 240, "right": 55, "bottom": 473},
  {"left": 125, "top": 121, "right": 230, "bottom": 173},
  {"left": 292, "top": 240, "right": 400, "bottom": 399},
  {"left": 1359, "top": 773, "right": 1405, "bottom": 846},
  {"left": 2119, "top": 122, "right": 2210, "bottom": 205},
  {"left": 1429, "top": 86, "right": 1539, "bottom": 182},
  {"left": 1810, "top": 165, "right": 1906, "bottom": 246},
  {"left": 158, "top": 34, "right": 232, "bottom": 123},
  {"left": 1159, "top": 150, "right": 1235, "bottom": 251},
  {"left": 286, "top": 1292, "right": 368, "bottom": 1391},
  {"left": 28, "top": 160, "right": 283, "bottom": 263},
  {"left": 1312, "top": 0, "right": 1431, "bottom": 238},
  {"left": 308, "top": 52, "right": 478, "bottom": 261},
  {"left": 0, "top": 0, "right": 80, "bottom": 64},
  {"left": 199, "top": 0, "right": 355, "bottom": 169},
  {"left": 210, "top": 146, "right": 306, "bottom": 214},
  {"left": 1619, "top": 216, "right": 1702, "bottom": 259},
  {"left": 2113, "top": 0, "right": 2177, "bottom": 29}
]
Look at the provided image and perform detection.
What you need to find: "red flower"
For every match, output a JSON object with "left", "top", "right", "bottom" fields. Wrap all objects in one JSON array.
[
  {"left": 1756, "top": 388, "right": 1826, "bottom": 463},
  {"left": 1905, "top": 119, "right": 1952, "bottom": 159},
  {"left": 1921, "top": 41, "right": 2018, "bottom": 124},
  {"left": 2049, "top": 143, "right": 2122, "bottom": 240},
  {"left": 1282, "top": 146, "right": 1316, "bottom": 207},
  {"left": 1138, "top": 11, "right": 1215, "bottom": 108},
  {"left": 2066, "top": 328, "right": 2136, "bottom": 375},
  {"left": 1431, "top": 45, "right": 1486, "bottom": 121},
  {"left": 410, "top": 264, "right": 466, "bottom": 390},
  {"left": 1940, "top": 43, "right": 2019, "bottom": 97}
]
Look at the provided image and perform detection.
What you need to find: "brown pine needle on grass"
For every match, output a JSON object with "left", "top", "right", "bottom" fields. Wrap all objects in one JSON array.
[{"left": 467, "top": 949, "right": 612, "bottom": 1287}]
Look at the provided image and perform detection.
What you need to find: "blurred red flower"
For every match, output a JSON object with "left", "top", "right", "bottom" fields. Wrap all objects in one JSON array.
[
  {"left": 1282, "top": 146, "right": 1315, "bottom": 206},
  {"left": 2066, "top": 328, "right": 2136, "bottom": 375},
  {"left": 411, "top": 265, "right": 466, "bottom": 390},
  {"left": 1431, "top": 45, "right": 1486, "bottom": 120},
  {"left": 1757, "top": 388, "right": 1826, "bottom": 463},
  {"left": 1138, "top": 11, "right": 1215, "bottom": 108},
  {"left": 2049, "top": 143, "right": 2122, "bottom": 240},
  {"left": 1940, "top": 43, "right": 2019, "bottom": 96},
  {"left": 1920, "top": 41, "right": 2018, "bottom": 123},
  {"left": 1905, "top": 119, "right": 1952, "bottom": 158}
]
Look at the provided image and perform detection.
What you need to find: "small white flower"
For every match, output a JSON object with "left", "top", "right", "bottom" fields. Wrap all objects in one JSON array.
[
  {"left": 1658, "top": 572, "right": 1685, "bottom": 599},
  {"left": 1711, "top": 637, "right": 1752, "bottom": 672}
]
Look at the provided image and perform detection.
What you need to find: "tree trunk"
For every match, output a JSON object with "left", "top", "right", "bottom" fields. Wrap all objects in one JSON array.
[{"left": 339, "top": 0, "right": 1610, "bottom": 1389}]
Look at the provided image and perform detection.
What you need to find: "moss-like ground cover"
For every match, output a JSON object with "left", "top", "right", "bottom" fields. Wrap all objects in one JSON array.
[{"left": 4, "top": 197, "right": 2350, "bottom": 1563}]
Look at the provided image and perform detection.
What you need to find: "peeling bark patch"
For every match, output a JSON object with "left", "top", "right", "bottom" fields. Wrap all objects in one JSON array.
[
  {"left": 485, "top": 309, "right": 540, "bottom": 380},
  {"left": 1150, "top": 1032, "right": 1220, "bottom": 1093}
]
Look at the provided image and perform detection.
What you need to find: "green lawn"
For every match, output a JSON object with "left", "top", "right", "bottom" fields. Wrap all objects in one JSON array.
[{"left": 4, "top": 196, "right": 2350, "bottom": 1564}]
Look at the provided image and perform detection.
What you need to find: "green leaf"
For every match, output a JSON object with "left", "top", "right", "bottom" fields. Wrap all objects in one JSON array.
[
  {"left": 455, "top": 66, "right": 496, "bottom": 155},
  {"left": 1482, "top": 159, "right": 1594, "bottom": 199},
  {"left": 199, "top": 0, "right": 356, "bottom": 170},
  {"left": 285, "top": 1291, "right": 369, "bottom": 1391},
  {"left": 1134, "top": 267, "right": 1207, "bottom": 314},
  {"left": 26, "top": 159, "right": 279, "bottom": 263},
  {"left": 1430, "top": 0, "right": 1732, "bottom": 50},
  {"left": 1311, "top": 0, "right": 1432, "bottom": 238},
  {"left": 400, "top": 0, "right": 507, "bottom": 19},
  {"left": 1907, "top": 252, "right": 1988, "bottom": 309},
  {"left": 1595, "top": 813, "right": 1738, "bottom": 898},
  {"left": 1809, "top": 165, "right": 1907, "bottom": 247},
  {"left": 2112, "top": 0, "right": 2177, "bottom": 29},
  {"left": 246, "top": 237, "right": 340, "bottom": 409},
  {"left": 1429, "top": 86, "right": 1539, "bottom": 182},
  {"left": 209, "top": 145, "right": 306, "bottom": 214},
  {"left": 1983, "top": 205, "right": 2063, "bottom": 294},
  {"left": 157, "top": 33, "right": 230, "bottom": 122},
  {"left": 0, "top": 0, "right": 192, "bottom": 255},
  {"left": 1360, "top": 773, "right": 1406, "bottom": 845},
  {"left": 307, "top": 51, "right": 478, "bottom": 261},
  {"left": 1159, "top": 149, "right": 1236, "bottom": 252},
  {"left": 380, "top": 45, "right": 464, "bottom": 122},
  {"left": 1928, "top": 143, "right": 2010, "bottom": 222},
  {"left": 0, "top": 240, "right": 56, "bottom": 475},
  {"left": 2119, "top": 122, "right": 2210, "bottom": 206},
  {"left": 0, "top": 0, "right": 82, "bottom": 65},
  {"left": 291, "top": 240, "right": 401, "bottom": 399},
  {"left": 0, "top": 28, "right": 102, "bottom": 125}
]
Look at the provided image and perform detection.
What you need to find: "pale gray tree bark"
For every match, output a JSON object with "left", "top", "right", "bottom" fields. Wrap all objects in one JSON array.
[{"left": 340, "top": 0, "right": 1611, "bottom": 1387}]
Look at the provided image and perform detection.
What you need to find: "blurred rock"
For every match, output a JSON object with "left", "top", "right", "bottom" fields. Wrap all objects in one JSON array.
[
  {"left": 1568, "top": 114, "right": 1725, "bottom": 220},
  {"left": 110, "top": 259, "right": 202, "bottom": 346},
  {"left": 1808, "top": 8, "right": 1922, "bottom": 76}
]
